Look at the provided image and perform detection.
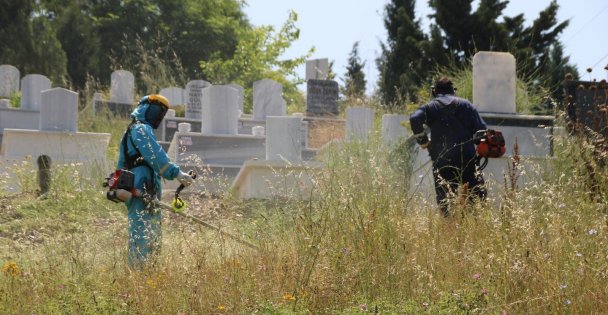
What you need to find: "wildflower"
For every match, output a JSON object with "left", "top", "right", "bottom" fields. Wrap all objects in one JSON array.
[
  {"left": 282, "top": 293, "right": 296, "bottom": 301},
  {"left": 145, "top": 278, "right": 157, "bottom": 289},
  {"left": 575, "top": 252, "right": 582, "bottom": 257},
  {"left": 560, "top": 284, "right": 567, "bottom": 290},
  {"left": 566, "top": 299, "right": 571, "bottom": 305},
  {"left": 422, "top": 302, "right": 429, "bottom": 309},
  {"left": 2, "top": 261, "right": 20, "bottom": 277},
  {"left": 472, "top": 273, "right": 481, "bottom": 280},
  {"left": 359, "top": 304, "right": 368, "bottom": 311},
  {"left": 588, "top": 229, "right": 598, "bottom": 235},
  {"left": 481, "top": 288, "right": 488, "bottom": 295},
  {"left": 58, "top": 284, "right": 65, "bottom": 290},
  {"left": 217, "top": 305, "right": 226, "bottom": 311}
]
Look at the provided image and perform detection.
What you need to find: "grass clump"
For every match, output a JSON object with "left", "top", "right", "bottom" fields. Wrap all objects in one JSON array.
[{"left": 1, "top": 111, "right": 608, "bottom": 313}]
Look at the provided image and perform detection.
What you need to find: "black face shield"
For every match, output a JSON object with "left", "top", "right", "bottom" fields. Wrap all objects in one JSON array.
[{"left": 145, "top": 101, "right": 168, "bottom": 129}]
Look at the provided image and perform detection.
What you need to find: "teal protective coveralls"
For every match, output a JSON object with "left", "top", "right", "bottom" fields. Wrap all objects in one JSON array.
[{"left": 116, "top": 97, "right": 182, "bottom": 267}]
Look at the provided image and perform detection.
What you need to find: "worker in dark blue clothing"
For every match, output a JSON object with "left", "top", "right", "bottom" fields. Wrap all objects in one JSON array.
[{"left": 409, "top": 77, "right": 487, "bottom": 216}]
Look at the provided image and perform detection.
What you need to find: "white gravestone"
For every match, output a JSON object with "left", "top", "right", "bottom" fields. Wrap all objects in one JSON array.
[
  {"left": 226, "top": 83, "right": 244, "bottom": 114},
  {"left": 166, "top": 109, "right": 176, "bottom": 118},
  {"left": 160, "top": 87, "right": 185, "bottom": 106},
  {"left": 178, "top": 122, "right": 191, "bottom": 133},
  {"left": 473, "top": 51, "right": 516, "bottom": 113},
  {"left": 266, "top": 116, "right": 303, "bottom": 162},
  {"left": 201, "top": 85, "right": 238, "bottom": 135},
  {"left": 0, "top": 99, "right": 9, "bottom": 108},
  {"left": 185, "top": 80, "right": 211, "bottom": 120},
  {"left": 110, "top": 70, "right": 135, "bottom": 104},
  {"left": 346, "top": 107, "right": 375, "bottom": 141},
  {"left": 253, "top": 79, "right": 286, "bottom": 120},
  {"left": 252, "top": 126, "right": 265, "bottom": 137},
  {"left": 306, "top": 58, "right": 329, "bottom": 80},
  {"left": 381, "top": 114, "right": 408, "bottom": 146},
  {"left": 20, "top": 74, "right": 51, "bottom": 111},
  {"left": 0, "top": 65, "right": 20, "bottom": 98},
  {"left": 39, "top": 88, "right": 78, "bottom": 132}
]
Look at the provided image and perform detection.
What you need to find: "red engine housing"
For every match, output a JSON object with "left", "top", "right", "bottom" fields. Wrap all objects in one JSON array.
[{"left": 476, "top": 129, "right": 506, "bottom": 158}]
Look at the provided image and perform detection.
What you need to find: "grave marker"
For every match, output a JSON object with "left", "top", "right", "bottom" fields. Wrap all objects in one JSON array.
[
  {"left": 306, "top": 79, "right": 339, "bottom": 116},
  {"left": 20, "top": 74, "right": 51, "bottom": 110},
  {"left": 202, "top": 85, "right": 239, "bottom": 135},
  {"left": 185, "top": 80, "right": 211, "bottom": 120},
  {"left": 160, "top": 87, "right": 185, "bottom": 106},
  {"left": 253, "top": 79, "right": 285, "bottom": 120},
  {"left": 306, "top": 58, "right": 329, "bottom": 80},
  {"left": 473, "top": 52, "right": 516, "bottom": 113},
  {"left": 110, "top": 70, "right": 135, "bottom": 104},
  {"left": 0, "top": 65, "right": 20, "bottom": 98},
  {"left": 346, "top": 107, "right": 375, "bottom": 141},
  {"left": 39, "top": 88, "right": 78, "bottom": 132}
]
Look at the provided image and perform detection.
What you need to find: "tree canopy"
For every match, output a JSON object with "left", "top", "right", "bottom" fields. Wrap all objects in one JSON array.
[{"left": 378, "top": 0, "right": 578, "bottom": 108}]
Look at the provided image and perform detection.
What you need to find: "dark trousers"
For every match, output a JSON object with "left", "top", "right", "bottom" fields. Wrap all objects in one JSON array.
[{"left": 432, "top": 157, "right": 486, "bottom": 216}]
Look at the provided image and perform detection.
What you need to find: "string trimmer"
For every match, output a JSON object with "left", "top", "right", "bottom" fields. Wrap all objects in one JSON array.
[{"left": 159, "top": 171, "right": 258, "bottom": 250}]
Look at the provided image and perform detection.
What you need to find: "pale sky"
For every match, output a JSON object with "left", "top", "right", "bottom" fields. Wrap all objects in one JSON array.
[{"left": 244, "top": 0, "right": 608, "bottom": 94}]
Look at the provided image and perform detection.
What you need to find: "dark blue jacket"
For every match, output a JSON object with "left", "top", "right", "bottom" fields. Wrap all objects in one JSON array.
[{"left": 410, "top": 94, "right": 486, "bottom": 164}]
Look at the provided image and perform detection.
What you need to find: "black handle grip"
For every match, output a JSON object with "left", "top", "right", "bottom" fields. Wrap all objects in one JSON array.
[{"left": 175, "top": 170, "right": 198, "bottom": 197}]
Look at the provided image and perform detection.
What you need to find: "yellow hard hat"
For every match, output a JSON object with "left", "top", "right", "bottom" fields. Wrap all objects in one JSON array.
[{"left": 147, "top": 94, "right": 170, "bottom": 108}]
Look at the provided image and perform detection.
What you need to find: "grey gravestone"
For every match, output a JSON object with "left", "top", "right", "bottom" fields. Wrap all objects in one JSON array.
[
  {"left": 40, "top": 88, "right": 78, "bottom": 132},
  {"left": 0, "top": 65, "right": 20, "bottom": 98},
  {"left": 306, "top": 58, "right": 329, "bottom": 80},
  {"left": 20, "top": 74, "right": 51, "bottom": 110},
  {"left": 160, "top": 86, "right": 185, "bottom": 106},
  {"left": 346, "top": 107, "right": 375, "bottom": 141},
  {"left": 472, "top": 52, "right": 516, "bottom": 113},
  {"left": 110, "top": 70, "right": 135, "bottom": 104},
  {"left": 306, "top": 79, "right": 339, "bottom": 116},
  {"left": 253, "top": 79, "right": 285, "bottom": 120},
  {"left": 202, "top": 85, "right": 239, "bottom": 135},
  {"left": 185, "top": 80, "right": 211, "bottom": 120},
  {"left": 226, "top": 83, "right": 244, "bottom": 113},
  {"left": 0, "top": 99, "right": 9, "bottom": 108}
]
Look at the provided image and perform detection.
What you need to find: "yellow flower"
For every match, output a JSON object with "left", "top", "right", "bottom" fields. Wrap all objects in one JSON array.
[
  {"left": 217, "top": 305, "right": 226, "bottom": 311},
  {"left": 2, "top": 261, "right": 20, "bottom": 277},
  {"left": 145, "top": 278, "right": 157, "bottom": 289},
  {"left": 282, "top": 293, "right": 296, "bottom": 301}
]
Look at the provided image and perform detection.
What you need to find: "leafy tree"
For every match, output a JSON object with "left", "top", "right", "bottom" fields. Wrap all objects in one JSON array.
[
  {"left": 50, "top": 0, "right": 102, "bottom": 88},
  {"left": 428, "top": 0, "right": 573, "bottom": 96},
  {"left": 326, "top": 60, "right": 337, "bottom": 81},
  {"left": 200, "top": 10, "right": 313, "bottom": 113},
  {"left": 377, "top": 0, "right": 427, "bottom": 108},
  {"left": 0, "top": 0, "right": 67, "bottom": 84},
  {"left": 341, "top": 41, "right": 366, "bottom": 101}
]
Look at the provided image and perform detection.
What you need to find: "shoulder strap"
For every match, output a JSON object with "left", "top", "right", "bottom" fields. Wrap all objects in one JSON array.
[{"left": 121, "top": 121, "right": 148, "bottom": 170}]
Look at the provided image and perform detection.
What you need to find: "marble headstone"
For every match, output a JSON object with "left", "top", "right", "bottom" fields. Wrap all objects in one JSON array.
[
  {"left": 346, "top": 107, "right": 375, "bottom": 141},
  {"left": 185, "top": 80, "right": 211, "bottom": 120},
  {"left": 226, "top": 83, "right": 244, "bottom": 114},
  {"left": 20, "top": 74, "right": 51, "bottom": 110},
  {"left": 266, "top": 116, "right": 303, "bottom": 162},
  {"left": 160, "top": 86, "right": 185, "bottom": 106},
  {"left": 110, "top": 70, "right": 135, "bottom": 104},
  {"left": 201, "top": 85, "right": 239, "bottom": 135},
  {"left": 306, "top": 58, "right": 329, "bottom": 80},
  {"left": 472, "top": 51, "right": 516, "bottom": 113},
  {"left": 253, "top": 79, "right": 286, "bottom": 120},
  {"left": 0, "top": 65, "right": 20, "bottom": 98},
  {"left": 381, "top": 114, "right": 409, "bottom": 146},
  {"left": 39, "top": 88, "right": 78, "bottom": 132}
]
